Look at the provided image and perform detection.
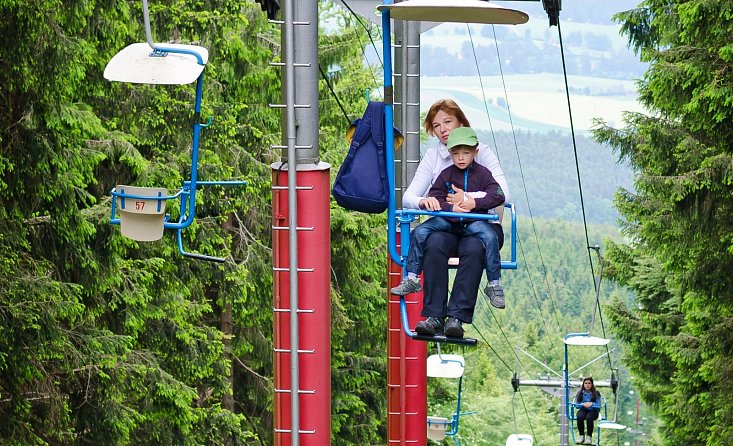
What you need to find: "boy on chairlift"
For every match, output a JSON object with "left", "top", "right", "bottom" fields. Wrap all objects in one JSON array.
[{"left": 391, "top": 127, "right": 506, "bottom": 337}]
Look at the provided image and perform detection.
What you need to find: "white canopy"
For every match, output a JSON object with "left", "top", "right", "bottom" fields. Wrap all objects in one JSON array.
[
  {"left": 104, "top": 43, "right": 208, "bottom": 85},
  {"left": 598, "top": 421, "right": 627, "bottom": 430},
  {"left": 427, "top": 354, "right": 465, "bottom": 378},
  {"left": 564, "top": 335, "right": 611, "bottom": 346},
  {"left": 377, "top": 0, "right": 529, "bottom": 25}
]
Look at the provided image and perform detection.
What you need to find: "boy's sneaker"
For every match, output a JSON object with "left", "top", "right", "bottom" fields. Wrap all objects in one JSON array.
[
  {"left": 415, "top": 317, "right": 444, "bottom": 336},
  {"left": 390, "top": 276, "right": 422, "bottom": 296},
  {"left": 585, "top": 436, "right": 593, "bottom": 445},
  {"left": 575, "top": 436, "right": 584, "bottom": 445},
  {"left": 483, "top": 283, "right": 505, "bottom": 309},
  {"left": 444, "top": 317, "right": 464, "bottom": 338}
]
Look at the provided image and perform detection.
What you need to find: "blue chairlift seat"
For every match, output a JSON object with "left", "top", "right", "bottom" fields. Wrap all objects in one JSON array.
[
  {"left": 380, "top": 0, "right": 522, "bottom": 345},
  {"left": 114, "top": 185, "right": 168, "bottom": 241},
  {"left": 396, "top": 203, "right": 518, "bottom": 346},
  {"left": 569, "top": 398, "right": 606, "bottom": 446},
  {"left": 564, "top": 333, "right": 616, "bottom": 446}
]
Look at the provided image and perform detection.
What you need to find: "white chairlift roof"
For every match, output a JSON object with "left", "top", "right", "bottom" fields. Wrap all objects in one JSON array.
[
  {"left": 506, "top": 433, "right": 534, "bottom": 445},
  {"left": 377, "top": 0, "right": 529, "bottom": 25},
  {"left": 104, "top": 43, "right": 208, "bottom": 85},
  {"left": 598, "top": 421, "right": 627, "bottom": 430},
  {"left": 336, "top": 0, "right": 442, "bottom": 32},
  {"left": 564, "top": 335, "right": 611, "bottom": 346},
  {"left": 427, "top": 354, "right": 465, "bottom": 378}
]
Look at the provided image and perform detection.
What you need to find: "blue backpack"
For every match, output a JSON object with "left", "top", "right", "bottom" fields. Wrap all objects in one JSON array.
[{"left": 332, "top": 101, "right": 402, "bottom": 213}]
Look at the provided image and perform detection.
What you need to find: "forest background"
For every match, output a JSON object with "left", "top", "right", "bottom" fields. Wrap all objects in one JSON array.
[{"left": 1, "top": 0, "right": 732, "bottom": 445}]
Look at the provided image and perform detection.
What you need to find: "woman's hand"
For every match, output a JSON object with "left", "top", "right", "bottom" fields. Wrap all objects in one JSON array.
[
  {"left": 419, "top": 197, "right": 441, "bottom": 211},
  {"left": 583, "top": 402, "right": 592, "bottom": 408}
]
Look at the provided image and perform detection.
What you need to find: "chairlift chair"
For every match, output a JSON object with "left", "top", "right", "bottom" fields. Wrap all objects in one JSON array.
[
  {"left": 425, "top": 354, "right": 475, "bottom": 445},
  {"left": 396, "top": 197, "right": 518, "bottom": 347},
  {"left": 377, "top": 0, "right": 522, "bottom": 346},
  {"left": 105, "top": 0, "right": 246, "bottom": 262},
  {"left": 564, "top": 333, "right": 622, "bottom": 446}
]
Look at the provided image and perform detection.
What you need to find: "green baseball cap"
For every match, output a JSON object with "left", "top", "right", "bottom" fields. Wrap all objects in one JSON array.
[{"left": 446, "top": 126, "right": 478, "bottom": 150}]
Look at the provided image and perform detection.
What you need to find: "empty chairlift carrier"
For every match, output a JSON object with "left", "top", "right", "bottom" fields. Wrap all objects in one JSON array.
[{"left": 105, "top": 0, "right": 246, "bottom": 262}]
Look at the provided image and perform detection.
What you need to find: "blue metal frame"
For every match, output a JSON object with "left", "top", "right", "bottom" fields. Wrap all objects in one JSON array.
[
  {"left": 381, "top": 3, "right": 518, "bottom": 342},
  {"left": 109, "top": 71, "right": 247, "bottom": 262}
]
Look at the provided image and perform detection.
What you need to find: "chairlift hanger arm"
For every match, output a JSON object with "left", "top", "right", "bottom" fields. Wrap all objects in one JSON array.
[
  {"left": 141, "top": 0, "right": 206, "bottom": 65},
  {"left": 496, "top": 0, "right": 561, "bottom": 26}
]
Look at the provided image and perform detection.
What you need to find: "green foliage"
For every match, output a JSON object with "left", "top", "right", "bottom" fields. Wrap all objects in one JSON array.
[
  {"left": 597, "top": 1, "right": 733, "bottom": 444},
  {"left": 422, "top": 218, "right": 644, "bottom": 446},
  {"left": 0, "top": 0, "right": 385, "bottom": 444}
]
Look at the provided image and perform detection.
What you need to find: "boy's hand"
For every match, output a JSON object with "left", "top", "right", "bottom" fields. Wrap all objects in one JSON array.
[
  {"left": 446, "top": 186, "right": 466, "bottom": 205},
  {"left": 449, "top": 186, "right": 476, "bottom": 211},
  {"left": 452, "top": 204, "right": 468, "bottom": 213},
  {"left": 419, "top": 197, "right": 441, "bottom": 211}
]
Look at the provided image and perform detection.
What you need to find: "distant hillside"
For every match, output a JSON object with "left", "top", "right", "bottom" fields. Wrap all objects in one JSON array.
[
  {"left": 518, "top": 0, "right": 640, "bottom": 24},
  {"left": 488, "top": 129, "right": 632, "bottom": 226},
  {"left": 420, "top": 18, "right": 646, "bottom": 80}
]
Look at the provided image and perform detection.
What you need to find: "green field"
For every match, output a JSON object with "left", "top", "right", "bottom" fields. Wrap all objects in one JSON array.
[{"left": 421, "top": 74, "right": 644, "bottom": 133}]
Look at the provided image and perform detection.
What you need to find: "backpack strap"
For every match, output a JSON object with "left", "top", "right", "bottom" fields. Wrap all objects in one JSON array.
[{"left": 369, "top": 102, "right": 388, "bottom": 183}]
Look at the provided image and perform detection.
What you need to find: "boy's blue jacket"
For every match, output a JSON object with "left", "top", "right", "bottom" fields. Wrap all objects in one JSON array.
[{"left": 429, "top": 161, "right": 505, "bottom": 222}]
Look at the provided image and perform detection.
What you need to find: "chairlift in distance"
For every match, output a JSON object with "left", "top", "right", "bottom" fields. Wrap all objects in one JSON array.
[
  {"left": 425, "top": 353, "right": 475, "bottom": 445},
  {"left": 564, "top": 333, "right": 625, "bottom": 445},
  {"left": 104, "top": 0, "right": 246, "bottom": 262},
  {"left": 378, "top": 0, "right": 523, "bottom": 346}
]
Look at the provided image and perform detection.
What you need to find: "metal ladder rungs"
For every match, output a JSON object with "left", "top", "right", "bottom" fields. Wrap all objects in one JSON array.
[
  {"left": 268, "top": 20, "right": 312, "bottom": 25},
  {"left": 388, "top": 299, "right": 420, "bottom": 305},
  {"left": 269, "top": 104, "right": 312, "bottom": 109},
  {"left": 387, "top": 410, "right": 419, "bottom": 415},
  {"left": 274, "top": 348, "right": 316, "bottom": 354},
  {"left": 274, "top": 428, "right": 317, "bottom": 434},
  {"left": 272, "top": 226, "right": 315, "bottom": 231},
  {"left": 273, "top": 267, "right": 315, "bottom": 272},
  {"left": 273, "top": 308, "right": 315, "bottom": 313},
  {"left": 274, "top": 388, "right": 316, "bottom": 394},
  {"left": 271, "top": 185, "right": 314, "bottom": 191},
  {"left": 269, "top": 62, "right": 311, "bottom": 67},
  {"left": 387, "top": 384, "right": 417, "bottom": 389},
  {"left": 271, "top": 144, "right": 314, "bottom": 150}
]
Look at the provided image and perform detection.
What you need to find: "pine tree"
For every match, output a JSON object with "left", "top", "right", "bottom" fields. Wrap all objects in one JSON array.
[{"left": 594, "top": 1, "right": 733, "bottom": 444}]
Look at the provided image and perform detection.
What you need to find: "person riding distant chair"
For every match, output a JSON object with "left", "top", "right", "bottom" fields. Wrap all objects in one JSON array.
[{"left": 574, "top": 376, "right": 602, "bottom": 444}]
